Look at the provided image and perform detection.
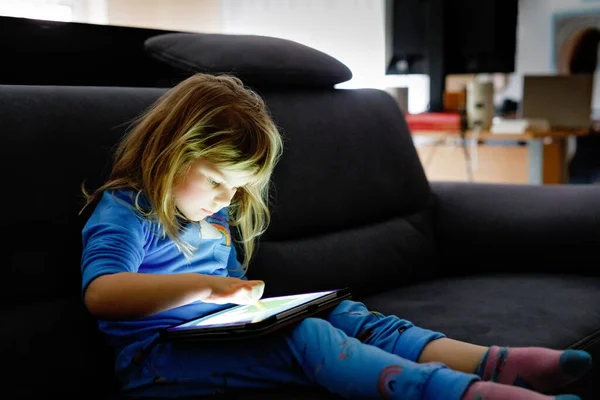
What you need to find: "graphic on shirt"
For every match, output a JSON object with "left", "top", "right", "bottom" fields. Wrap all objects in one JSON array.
[
  {"left": 210, "top": 222, "right": 230, "bottom": 246},
  {"left": 206, "top": 213, "right": 231, "bottom": 246},
  {"left": 170, "top": 291, "right": 335, "bottom": 330}
]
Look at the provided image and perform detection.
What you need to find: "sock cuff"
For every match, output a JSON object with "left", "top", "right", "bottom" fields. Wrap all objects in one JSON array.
[
  {"left": 422, "top": 364, "right": 480, "bottom": 400},
  {"left": 476, "top": 346, "right": 498, "bottom": 377},
  {"left": 482, "top": 346, "right": 509, "bottom": 381}
]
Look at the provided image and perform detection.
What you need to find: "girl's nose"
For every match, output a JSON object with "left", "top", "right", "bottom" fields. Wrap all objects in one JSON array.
[{"left": 214, "top": 187, "right": 236, "bottom": 208}]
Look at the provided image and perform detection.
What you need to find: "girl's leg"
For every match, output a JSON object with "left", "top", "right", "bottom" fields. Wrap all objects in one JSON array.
[
  {"left": 288, "top": 317, "right": 476, "bottom": 399},
  {"left": 119, "top": 319, "right": 579, "bottom": 400},
  {"left": 418, "top": 337, "right": 488, "bottom": 372},
  {"left": 118, "top": 332, "right": 313, "bottom": 398},
  {"left": 326, "top": 300, "right": 448, "bottom": 363},
  {"left": 122, "top": 319, "right": 476, "bottom": 400},
  {"left": 290, "top": 317, "right": 578, "bottom": 400},
  {"left": 327, "top": 301, "right": 592, "bottom": 393}
]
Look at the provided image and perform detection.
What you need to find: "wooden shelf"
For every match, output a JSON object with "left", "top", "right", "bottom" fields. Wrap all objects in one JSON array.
[
  {"left": 410, "top": 128, "right": 589, "bottom": 184},
  {"left": 411, "top": 128, "right": 588, "bottom": 141}
]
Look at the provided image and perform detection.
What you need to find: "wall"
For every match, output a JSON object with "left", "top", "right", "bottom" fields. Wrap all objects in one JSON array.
[
  {"left": 503, "top": 0, "right": 600, "bottom": 112},
  {"left": 105, "top": 0, "right": 222, "bottom": 33},
  {"left": 0, "top": 0, "right": 221, "bottom": 31},
  {"left": 221, "top": 0, "right": 384, "bottom": 85},
  {"left": 219, "top": 0, "right": 429, "bottom": 113}
]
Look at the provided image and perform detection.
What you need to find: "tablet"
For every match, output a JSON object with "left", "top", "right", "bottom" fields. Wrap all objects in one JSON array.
[{"left": 160, "top": 287, "right": 351, "bottom": 342}]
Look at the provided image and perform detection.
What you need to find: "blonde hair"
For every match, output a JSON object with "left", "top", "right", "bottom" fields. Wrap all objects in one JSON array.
[{"left": 80, "top": 73, "right": 283, "bottom": 271}]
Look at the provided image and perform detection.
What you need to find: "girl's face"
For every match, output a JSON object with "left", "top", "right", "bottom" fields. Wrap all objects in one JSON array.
[{"left": 173, "top": 158, "right": 250, "bottom": 222}]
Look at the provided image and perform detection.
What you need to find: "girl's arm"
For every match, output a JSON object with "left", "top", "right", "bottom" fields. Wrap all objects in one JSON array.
[{"left": 84, "top": 272, "right": 264, "bottom": 320}]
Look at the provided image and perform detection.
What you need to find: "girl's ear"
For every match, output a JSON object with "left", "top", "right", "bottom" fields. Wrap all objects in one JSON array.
[{"left": 231, "top": 189, "right": 244, "bottom": 205}]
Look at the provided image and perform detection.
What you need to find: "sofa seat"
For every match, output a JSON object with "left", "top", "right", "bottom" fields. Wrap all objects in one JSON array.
[
  {"left": 361, "top": 274, "right": 600, "bottom": 350},
  {"left": 361, "top": 273, "right": 600, "bottom": 398}
]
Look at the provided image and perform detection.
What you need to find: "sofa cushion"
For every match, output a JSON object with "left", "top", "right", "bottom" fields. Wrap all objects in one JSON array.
[
  {"left": 360, "top": 273, "right": 600, "bottom": 398},
  {"left": 361, "top": 274, "right": 600, "bottom": 348},
  {"left": 0, "top": 85, "right": 166, "bottom": 399},
  {"left": 249, "top": 212, "right": 438, "bottom": 299},
  {"left": 125, "top": 387, "right": 339, "bottom": 400},
  {"left": 258, "top": 89, "right": 432, "bottom": 241},
  {"left": 144, "top": 33, "right": 352, "bottom": 88},
  {"left": 243, "top": 88, "right": 435, "bottom": 296}
]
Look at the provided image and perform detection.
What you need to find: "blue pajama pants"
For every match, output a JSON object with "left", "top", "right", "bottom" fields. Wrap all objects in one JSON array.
[{"left": 120, "top": 300, "right": 479, "bottom": 399}]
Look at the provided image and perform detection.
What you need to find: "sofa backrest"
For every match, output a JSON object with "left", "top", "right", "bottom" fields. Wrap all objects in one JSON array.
[
  {"left": 0, "top": 16, "right": 178, "bottom": 87},
  {"left": 0, "top": 85, "right": 165, "bottom": 397},
  {"left": 0, "top": 35, "right": 436, "bottom": 398},
  {"left": 250, "top": 88, "right": 438, "bottom": 297}
]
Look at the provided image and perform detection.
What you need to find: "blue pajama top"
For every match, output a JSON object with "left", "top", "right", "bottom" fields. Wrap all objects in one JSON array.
[{"left": 80, "top": 189, "right": 242, "bottom": 352}]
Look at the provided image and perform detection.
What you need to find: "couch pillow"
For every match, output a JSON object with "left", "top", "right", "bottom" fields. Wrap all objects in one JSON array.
[{"left": 144, "top": 33, "right": 352, "bottom": 88}]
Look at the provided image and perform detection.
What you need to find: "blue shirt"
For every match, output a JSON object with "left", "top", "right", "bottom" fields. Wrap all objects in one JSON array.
[{"left": 81, "top": 190, "right": 243, "bottom": 351}]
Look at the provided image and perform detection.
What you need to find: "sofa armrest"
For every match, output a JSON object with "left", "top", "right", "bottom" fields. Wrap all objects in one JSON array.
[{"left": 431, "top": 182, "right": 600, "bottom": 275}]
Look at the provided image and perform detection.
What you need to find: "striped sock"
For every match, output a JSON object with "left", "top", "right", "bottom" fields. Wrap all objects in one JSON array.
[{"left": 476, "top": 346, "right": 592, "bottom": 393}]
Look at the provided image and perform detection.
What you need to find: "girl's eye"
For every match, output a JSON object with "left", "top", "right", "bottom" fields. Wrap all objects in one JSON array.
[{"left": 207, "top": 177, "right": 221, "bottom": 188}]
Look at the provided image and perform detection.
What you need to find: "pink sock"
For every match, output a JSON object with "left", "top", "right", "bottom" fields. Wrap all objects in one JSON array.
[
  {"left": 462, "top": 381, "right": 580, "bottom": 400},
  {"left": 476, "top": 346, "right": 592, "bottom": 393}
]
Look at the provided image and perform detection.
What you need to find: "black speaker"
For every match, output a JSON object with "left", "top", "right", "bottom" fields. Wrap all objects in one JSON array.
[
  {"left": 444, "top": 0, "right": 519, "bottom": 74},
  {"left": 385, "top": 0, "right": 519, "bottom": 112}
]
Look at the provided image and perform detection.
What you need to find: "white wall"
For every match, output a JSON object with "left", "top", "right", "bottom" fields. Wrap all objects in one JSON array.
[
  {"left": 222, "top": 0, "right": 385, "bottom": 83},
  {"left": 0, "top": 0, "right": 76, "bottom": 21},
  {"left": 220, "top": 0, "right": 430, "bottom": 113},
  {"left": 0, "top": 1, "right": 222, "bottom": 32},
  {"left": 104, "top": 0, "right": 222, "bottom": 33},
  {"left": 503, "top": 0, "right": 600, "bottom": 112}
]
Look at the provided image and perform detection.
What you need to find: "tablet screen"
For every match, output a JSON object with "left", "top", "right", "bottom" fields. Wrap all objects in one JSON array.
[{"left": 169, "top": 290, "right": 336, "bottom": 330}]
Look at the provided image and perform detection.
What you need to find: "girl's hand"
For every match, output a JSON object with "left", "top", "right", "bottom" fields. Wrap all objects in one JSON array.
[{"left": 204, "top": 276, "right": 265, "bottom": 305}]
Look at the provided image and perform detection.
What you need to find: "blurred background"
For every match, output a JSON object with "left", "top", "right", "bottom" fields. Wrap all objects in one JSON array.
[{"left": 1, "top": 0, "right": 599, "bottom": 185}]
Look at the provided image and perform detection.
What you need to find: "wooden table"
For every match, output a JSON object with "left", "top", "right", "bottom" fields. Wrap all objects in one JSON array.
[{"left": 411, "top": 129, "right": 589, "bottom": 184}]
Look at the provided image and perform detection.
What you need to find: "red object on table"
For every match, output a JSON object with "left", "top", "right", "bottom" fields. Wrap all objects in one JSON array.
[{"left": 405, "top": 112, "right": 462, "bottom": 131}]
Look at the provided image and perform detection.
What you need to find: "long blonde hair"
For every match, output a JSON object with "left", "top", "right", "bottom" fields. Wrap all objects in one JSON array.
[{"left": 80, "top": 73, "right": 283, "bottom": 270}]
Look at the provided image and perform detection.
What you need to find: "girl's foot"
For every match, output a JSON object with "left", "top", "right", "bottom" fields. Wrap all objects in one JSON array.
[
  {"left": 476, "top": 346, "right": 592, "bottom": 392},
  {"left": 462, "top": 381, "right": 581, "bottom": 400}
]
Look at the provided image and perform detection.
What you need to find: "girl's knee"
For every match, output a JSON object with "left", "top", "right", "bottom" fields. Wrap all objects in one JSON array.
[
  {"left": 294, "top": 317, "right": 330, "bottom": 335},
  {"left": 331, "top": 299, "right": 369, "bottom": 315},
  {"left": 292, "top": 317, "right": 343, "bottom": 345}
]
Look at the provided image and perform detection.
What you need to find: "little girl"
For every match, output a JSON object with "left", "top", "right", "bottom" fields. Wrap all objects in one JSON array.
[{"left": 80, "top": 73, "right": 591, "bottom": 400}]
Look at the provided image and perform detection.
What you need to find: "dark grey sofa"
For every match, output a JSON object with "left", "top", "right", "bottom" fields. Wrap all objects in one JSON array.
[{"left": 2, "top": 32, "right": 600, "bottom": 400}]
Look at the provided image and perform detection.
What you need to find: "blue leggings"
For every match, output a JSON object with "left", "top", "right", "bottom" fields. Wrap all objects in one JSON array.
[{"left": 121, "top": 300, "right": 479, "bottom": 399}]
